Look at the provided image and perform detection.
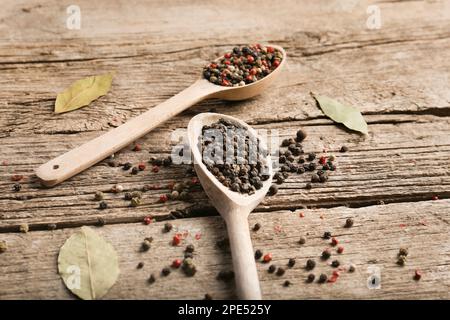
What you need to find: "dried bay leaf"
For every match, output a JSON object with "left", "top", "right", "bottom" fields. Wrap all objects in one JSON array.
[
  {"left": 58, "top": 226, "right": 119, "bottom": 300},
  {"left": 312, "top": 93, "right": 368, "bottom": 134},
  {"left": 55, "top": 73, "right": 113, "bottom": 114}
]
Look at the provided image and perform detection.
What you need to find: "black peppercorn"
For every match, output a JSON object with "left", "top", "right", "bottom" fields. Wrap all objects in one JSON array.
[
  {"left": 331, "top": 260, "right": 340, "bottom": 268},
  {"left": 204, "top": 293, "right": 213, "bottom": 300},
  {"left": 13, "top": 183, "right": 21, "bottom": 192},
  {"left": 253, "top": 223, "right": 261, "bottom": 231},
  {"left": 323, "top": 231, "right": 332, "bottom": 239},
  {"left": 344, "top": 218, "right": 354, "bottom": 228},
  {"left": 99, "top": 201, "right": 108, "bottom": 210},
  {"left": 268, "top": 265, "right": 276, "bottom": 273},
  {"left": 318, "top": 273, "right": 328, "bottom": 283},
  {"left": 161, "top": 267, "right": 171, "bottom": 276},
  {"left": 148, "top": 274, "right": 156, "bottom": 284},
  {"left": 288, "top": 258, "right": 296, "bottom": 268},
  {"left": 321, "top": 249, "right": 331, "bottom": 260},
  {"left": 311, "top": 173, "right": 320, "bottom": 183},
  {"left": 255, "top": 249, "right": 263, "bottom": 260},
  {"left": 131, "top": 166, "right": 139, "bottom": 174},
  {"left": 268, "top": 184, "right": 278, "bottom": 196},
  {"left": 163, "top": 222, "right": 173, "bottom": 233},
  {"left": 96, "top": 217, "right": 105, "bottom": 227},
  {"left": 141, "top": 239, "right": 151, "bottom": 252},
  {"left": 398, "top": 248, "right": 408, "bottom": 257},
  {"left": 340, "top": 145, "right": 349, "bottom": 152},
  {"left": 306, "top": 182, "right": 312, "bottom": 189},
  {"left": 307, "top": 274, "right": 315, "bottom": 283},
  {"left": 283, "top": 280, "right": 291, "bottom": 287},
  {"left": 307, "top": 153, "right": 316, "bottom": 161},
  {"left": 306, "top": 259, "right": 316, "bottom": 270},
  {"left": 217, "top": 270, "right": 234, "bottom": 281},
  {"left": 276, "top": 267, "right": 285, "bottom": 276},
  {"left": 185, "top": 244, "right": 195, "bottom": 253},
  {"left": 123, "top": 162, "right": 132, "bottom": 170},
  {"left": 281, "top": 139, "right": 290, "bottom": 147},
  {"left": 296, "top": 129, "right": 307, "bottom": 142},
  {"left": 137, "top": 262, "right": 144, "bottom": 269},
  {"left": 319, "top": 173, "right": 328, "bottom": 183}
]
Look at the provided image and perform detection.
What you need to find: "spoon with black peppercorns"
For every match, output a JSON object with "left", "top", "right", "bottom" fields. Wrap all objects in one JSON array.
[
  {"left": 36, "top": 44, "right": 286, "bottom": 186},
  {"left": 188, "top": 113, "right": 273, "bottom": 300}
]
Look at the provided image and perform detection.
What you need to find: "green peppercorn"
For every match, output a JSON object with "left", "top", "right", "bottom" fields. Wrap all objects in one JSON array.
[
  {"left": 130, "top": 197, "right": 141, "bottom": 207},
  {"left": 94, "top": 191, "right": 104, "bottom": 201},
  {"left": 19, "top": 223, "right": 29, "bottom": 233}
]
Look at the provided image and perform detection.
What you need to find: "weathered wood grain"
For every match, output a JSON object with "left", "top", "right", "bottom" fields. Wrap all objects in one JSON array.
[
  {"left": 1, "top": 119, "right": 449, "bottom": 230},
  {"left": 0, "top": 200, "right": 448, "bottom": 299}
]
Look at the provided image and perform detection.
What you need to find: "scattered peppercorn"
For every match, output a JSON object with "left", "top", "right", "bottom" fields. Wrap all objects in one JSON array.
[
  {"left": 253, "top": 223, "right": 261, "bottom": 232},
  {"left": 143, "top": 216, "right": 153, "bottom": 225},
  {"left": 307, "top": 153, "right": 316, "bottom": 161},
  {"left": 148, "top": 274, "right": 156, "bottom": 284},
  {"left": 337, "top": 246, "right": 344, "bottom": 254},
  {"left": 159, "top": 194, "right": 169, "bottom": 203},
  {"left": 323, "top": 231, "right": 332, "bottom": 240},
  {"left": 124, "top": 192, "right": 132, "bottom": 200},
  {"left": 348, "top": 264, "right": 356, "bottom": 273},
  {"left": 133, "top": 144, "right": 142, "bottom": 152},
  {"left": 321, "top": 249, "right": 331, "bottom": 260},
  {"left": 137, "top": 262, "right": 144, "bottom": 269},
  {"left": 122, "top": 162, "right": 132, "bottom": 170},
  {"left": 398, "top": 248, "right": 409, "bottom": 257},
  {"left": 306, "top": 182, "right": 312, "bottom": 189},
  {"left": 331, "top": 237, "right": 338, "bottom": 246},
  {"left": 13, "top": 183, "right": 21, "bottom": 192},
  {"left": 172, "top": 259, "right": 182, "bottom": 268},
  {"left": 268, "top": 264, "right": 276, "bottom": 273},
  {"left": 163, "top": 222, "right": 173, "bottom": 233},
  {"left": 96, "top": 217, "right": 105, "bottom": 227},
  {"left": 397, "top": 255, "right": 407, "bottom": 266},
  {"left": 172, "top": 234, "right": 181, "bottom": 246},
  {"left": 255, "top": 249, "right": 263, "bottom": 260},
  {"left": 152, "top": 165, "right": 160, "bottom": 173},
  {"left": 318, "top": 273, "right": 328, "bottom": 283},
  {"left": 161, "top": 267, "right": 171, "bottom": 276},
  {"left": 182, "top": 258, "right": 197, "bottom": 277},
  {"left": 268, "top": 184, "right": 278, "bottom": 196},
  {"left": 288, "top": 258, "right": 296, "bottom": 268},
  {"left": 204, "top": 293, "right": 213, "bottom": 300},
  {"left": 306, "top": 259, "right": 316, "bottom": 270},
  {"left": 130, "top": 197, "right": 141, "bottom": 207},
  {"left": 141, "top": 239, "right": 151, "bottom": 252},
  {"left": 331, "top": 260, "right": 340, "bottom": 268},
  {"left": 107, "top": 159, "right": 118, "bottom": 167},
  {"left": 283, "top": 280, "right": 291, "bottom": 287},
  {"left": 299, "top": 236, "right": 306, "bottom": 245},
  {"left": 263, "top": 253, "right": 273, "bottom": 263},
  {"left": 307, "top": 274, "right": 315, "bottom": 283},
  {"left": 311, "top": 173, "right": 320, "bottom": 183},
  {"left": 340, "top": 146, "right": 349, "bottom": 152},
  {"left": 94, "top": 191, "right": 104, "bottom": 201},
  {"left": 344, "top": 218, "right": 354, "bottom": 228},
  {"left": 185, "top": 244, "right": 195, "bottom": 253},
  {"left": 431, "top": 195, "right": 439, "bottom": 200},
  {"left": 138, "top": 162, "right": 146, "bottom": 171},
  {"left": 19, "top": 223, "right": 29, "bottom": 233},
  {"left": 296, "top": 129, "right": 307, "bottom": 142},
  {"left": 11, "top": 174, "right": 23, "bottom": 182},
  {"left": 131, "top": 166, "right": 139, "bottom": 174},
  {"left": 99, "top": 201, "right": 108, "bottom": 210},
  {"left": 414, "top": 269, "right": 422, "bottom": 281}
]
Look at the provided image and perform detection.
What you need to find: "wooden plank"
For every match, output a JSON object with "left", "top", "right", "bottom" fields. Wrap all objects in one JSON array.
[
  {"left": 1, "top": 119, "right": 449, "bottom": 230},
  {"left": 0, "top": 200, "right": 448, "bottom": 299}
]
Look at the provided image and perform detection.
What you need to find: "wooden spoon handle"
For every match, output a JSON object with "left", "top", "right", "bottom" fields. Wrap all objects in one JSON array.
[
  {"left": 226, "top": 212, "right": 262, "bottom": 300},
  {"left": 36, "top": 79, "right": 218, "bottom": 186}
]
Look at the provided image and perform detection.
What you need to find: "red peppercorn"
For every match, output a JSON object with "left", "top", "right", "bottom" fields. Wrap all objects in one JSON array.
[
  {"left": 331, "top": 237, "right": 338, "bottom": 246},
  {"left": 159, "top": 194, "right": 168, "bottom": 203},
  {"left": 172, "top": 235, "right": 181, "bottom": 246},
  {"left": 250, "top": 68, "right": 257, "bottom": 75},
  {"left": 266, "top": 46, "right": 274, "bottom": 53},
  {"left": 133, "top": 144, "right": 142, "bottom": 151},
  {"left": 191, "top": 177, "right": 199, "bottom": 185},
  {"left": 152, "top": 166, "right": 159, "bottom": 173},
  {"left": 319, "top": 156, "right": 327, "bottom": 165},
  {"left": 143, "top": 216, "right": 153, "bottom": 225},
  {"left": 337, "top": 246, "right": 344, "bottom": 254},
  {"left": 299, "top": 212, "right": 305, "bottom": 218},
  {"left": 222, "top": 79, "right": 230, "bottom": 86},
  {"left": 11, "top": 174, "right": 24, "bottom": 182},
  {"left": 414, "top": 269, "right": 422, "bottom": 281},
  {"left": 224, "top": 60, "right": 231, "bottom": 65},
  {"left": 263, "top": 253, "right": 272, "bottom": 263},
  {"left": 224, "top": 53, "right": 231, "bottom": 59},
  {"left": 272, "top": 60, "right": 280, "bottom": 68},
  {"left": 246, "top": 75, "right": 253, "bottom": 82},
  {"left": 172, "top": 259, "right": 182, "bottom": 268},
  {"left": 432, "top": 195, "right": 439, "bottom": 200},
  {"left": 138, "top": 163, "right": 146, "bottom": 171},
  {"left": 210, "top": 63, "right": 217, "bottom": 68},
  {"left": 246, "top": 55, "right": 254, "bottom": 64}
]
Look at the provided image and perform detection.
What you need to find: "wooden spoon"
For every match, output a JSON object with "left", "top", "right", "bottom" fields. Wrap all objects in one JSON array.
[
  {"left": 36, "top": 45, "right": 286, "bottom": 186},
  {"left": 187, "top": 112, "right": 273, "bottom": 300}
]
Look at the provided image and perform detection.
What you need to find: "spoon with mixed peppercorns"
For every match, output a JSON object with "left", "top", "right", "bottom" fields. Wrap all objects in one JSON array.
[
  {"left": 36, "top": 44, "right": 286, "bottom": 186},
  {"left": 187, "top": 112, "right": 273, "bottom": 300}
]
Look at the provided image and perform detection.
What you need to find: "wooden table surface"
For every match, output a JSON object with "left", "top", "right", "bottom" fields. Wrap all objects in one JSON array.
[{"left": 1, "top": 0, "right": 449, "bottom": 299}]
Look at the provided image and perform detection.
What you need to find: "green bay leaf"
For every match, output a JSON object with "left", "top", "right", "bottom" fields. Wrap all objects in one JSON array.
[
  {"left": 55, "top": 73, "right": 113, "bottom": 114},
  {"left": 312, "top": 93, "right": 368, "bottom": 134},
  {"left": 58, "top": 226, "right": 120, "bottom": 300}
]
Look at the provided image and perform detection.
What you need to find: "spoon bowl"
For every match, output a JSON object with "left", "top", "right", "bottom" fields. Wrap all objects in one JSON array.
[
  {"left": 188, "top": 112, "right": 274, "bottom": 300},
  {"left": 36, "top": 45, "right": 285, "bottom": 186}
]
